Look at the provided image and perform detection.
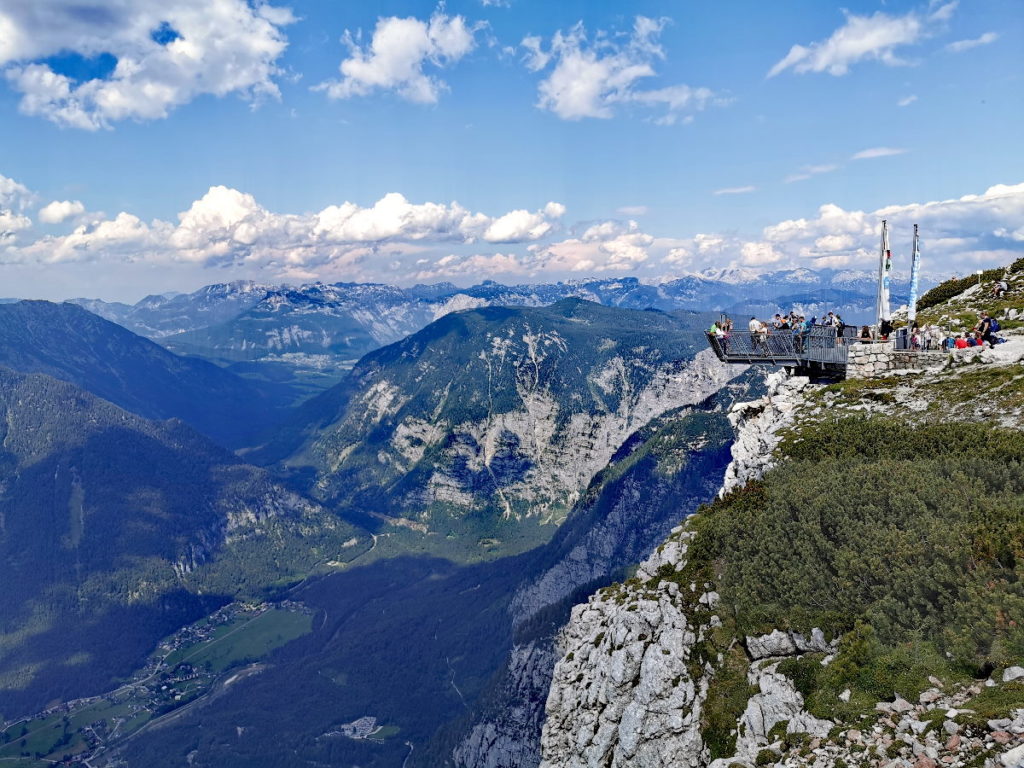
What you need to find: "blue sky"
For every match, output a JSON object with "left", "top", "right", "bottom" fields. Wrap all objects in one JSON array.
[{"left": 0, "top": 0, "right": 1021, "bottom": 301}]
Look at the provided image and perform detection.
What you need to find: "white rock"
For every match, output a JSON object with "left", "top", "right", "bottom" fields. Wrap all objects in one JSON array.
[
  {"left": 1004, "top": 666, "right": 1024, "bottom": 683},
  {"left": 1000, "top": 743, "right": 1024, "bottom": 767},
  {"left": 839, "top": 688, "right": 851, "bottom": 703},
  {"left": 746, "top": 630, "right": 798, "bottom": 659}
]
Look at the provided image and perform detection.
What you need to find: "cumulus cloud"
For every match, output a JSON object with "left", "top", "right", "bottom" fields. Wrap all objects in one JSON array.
[
  {"left": 851, "top": 147, "right": 907, "bottom": 160},
  {"left": 522, "top": 16, "right": 718, "bottom": 123},
  {"left": 483, "top": 202, "right": 565, "bottom": 243},
  {"left": 0, "top": 0, "right": 295, "bottom": 129},
  {"left": 315, "top": 9, "right": 478, "bottom": 103},
  {"left": 713, "top": 186, "right": 756, "bottom": 196},
  {"left": 38, "top": 199, "right": 86, "bottom": 224},
  {"left": 898, "top": 94, "right": 918, "bottom": 107},
  {"left": 529, "top": 219, "right": 654, "bottom": 273},
  {"left": 2, "top": 172, "right": 1022, "bottom": 287},
  {"left": 0, "top": 173, "right": 34, "bottom": 241},
  {"left": 767, "top": 3, "right": 956, "bottom": 77},
  {"left": 946, "top": 31, "right": 998, "bottom": 53},
  {"left": 0, "top": 180, "right": 566, "bottom": 276},
  {"left": 660, "top": 183, "right": 1024, "bottom": 278},
  {"left": 0, "top": 174, "right": 33, "bottom": 210}
]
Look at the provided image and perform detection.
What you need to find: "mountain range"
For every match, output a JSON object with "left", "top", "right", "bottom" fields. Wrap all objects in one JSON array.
[
  {"left": 0, "top": 301, "right": 291, "bottom": 447},
  {"left": 69, "top": 269, "right": 918, "bottom": 398}
]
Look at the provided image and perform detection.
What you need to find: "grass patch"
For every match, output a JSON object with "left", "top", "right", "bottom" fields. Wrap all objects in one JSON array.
[
  {"left": 776, "top": 628, "right": 968, "bottom": 722},
  {"left": 369, "top": 724, "right": 401, "bottom": 740},
  {"left": 165, "top": 609, "right": 312, "bottom": 674},
  {"left": 956, "top": 682, "right": 1024, "bottom": 731}
]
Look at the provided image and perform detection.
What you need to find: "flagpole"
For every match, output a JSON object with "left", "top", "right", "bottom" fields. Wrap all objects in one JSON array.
[
  {"left": 908, "top": 224, "right": 921, "bottom": 323},
  {"left": 876, "top": 220, "right": 892, "bottom": 325}
]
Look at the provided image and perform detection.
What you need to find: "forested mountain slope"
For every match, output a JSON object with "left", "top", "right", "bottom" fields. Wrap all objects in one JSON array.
[
  {"left": 0, "top": 301, "right": 289, "bottom": 447},
  {"left": 0, "top": 368, "right": 360, "bottom": 716},
  {"left": 256, "top": 299, "right": 734, "bottom": 556}
]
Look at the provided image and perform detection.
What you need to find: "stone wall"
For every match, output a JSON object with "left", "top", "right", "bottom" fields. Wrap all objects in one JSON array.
[{"left": 846, "top": 343, "right": 947, "bottom": 379}]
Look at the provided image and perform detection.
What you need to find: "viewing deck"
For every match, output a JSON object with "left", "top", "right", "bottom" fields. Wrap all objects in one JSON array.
[{"left": 705, "top": 326, "right": 862, "bottom": 376}]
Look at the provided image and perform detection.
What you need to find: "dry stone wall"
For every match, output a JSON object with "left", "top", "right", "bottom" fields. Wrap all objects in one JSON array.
[{"left": 846, "top": 344, "right": 946, "bottom": 379}]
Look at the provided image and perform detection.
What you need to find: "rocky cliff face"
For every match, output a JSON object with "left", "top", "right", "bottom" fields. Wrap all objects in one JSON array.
[
  {"left": 444, "top": 377, "right": 762, "bottom": 768},
  {"left": 540, "top": 530, "right": 713, "bottom": 768},
  {"left": 538, "top": 330, "right": 1024, "bottom": 768},
  {"left": 270, "top": 301, "right": 739, "bottom": 554}
]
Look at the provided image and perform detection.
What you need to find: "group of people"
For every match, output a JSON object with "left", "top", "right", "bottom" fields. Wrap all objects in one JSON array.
[
  {"left": 867, "top": 311, "right": 1004, "bottom": 351},
  {"left": 942, "top": 311, "right": 1003, "bottom": 350},
  {"left": 707, "top": 308, "right": 1007, "bottom": 356},
  {"left": 708, "top": 310, "right": 849, "bottom": 355}
]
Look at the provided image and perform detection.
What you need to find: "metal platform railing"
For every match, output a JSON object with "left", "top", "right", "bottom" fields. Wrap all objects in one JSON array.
[{"left": 705, "top": 325, "right": 860, "bottom": 367}]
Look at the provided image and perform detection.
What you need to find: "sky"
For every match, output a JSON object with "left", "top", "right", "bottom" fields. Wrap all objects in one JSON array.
[{"left": 0, "top": 0, "right": 1022, "bottom": 302}]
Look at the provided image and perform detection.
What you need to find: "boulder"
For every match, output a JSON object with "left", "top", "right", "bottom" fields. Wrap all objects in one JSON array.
[
  {"left": 746, "top": 630, "right": 798, "bottom": 659},
  {"left": 1001, "top": 743, "right": 1024, "bottom": 768},
  {"left": 1004, "top": 667, "right": 1024, "bottom": 683}
]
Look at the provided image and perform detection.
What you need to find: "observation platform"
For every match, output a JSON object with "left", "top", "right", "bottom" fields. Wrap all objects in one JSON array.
[{"left": 705, "top": 326, "right": 861, "bottom": 378}]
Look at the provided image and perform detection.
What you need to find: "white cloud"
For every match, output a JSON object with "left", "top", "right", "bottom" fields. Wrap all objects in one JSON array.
[
  {"left": 0, "top": 173, "right": 34, "bottom": 241},
  {"left": 0, "top": 0, "right": 295, "bottom": 129},
  {"left": 522, "top": 16, "right": 718, "bottom": 123},
  {"left": 616, "top": 205, "right": 648, "bottom": 216},
  {"left": 898, "top": 94, "right": 918, "bottom": 107},
  {"left": 0, "top": 173, "right": 33, "bottom": 210},
  {"left": 946, "top": 32, "right": 998, "bottom": 53},
  {"left": 784, "top": 164, "right": 839, "bottom": 183},
  {"left": 315, "top": 10, "right": 478, "bottom": 103},
  {"left": 0, "top": 210, "right": 32, "bottom": 240},
  {"left": 3, "top": 172, "right": 1022, "bottom": 288},
  {"left": 38, "top": 199, "right": 86, "bottom": 224},
  {"left": 483, "top": 202, "right": 565, "bottom": 243},
  {"left": 851, "top": 147, "right": 907, "bottom": 160},
  {"left": 713, "top": 186, "right": 756, "bottom": 196},
  {"left": 0, "top": 181, "right": 566, "bottom": 276},
  {"left": 528, "top": 219, "right": 654, "bottom": 273},
  {"left": 767, "top": 3, "right": 956, "bottom": 78},
  {"left": 659, "top": 182, "right": 1024, "bottom": 278}
]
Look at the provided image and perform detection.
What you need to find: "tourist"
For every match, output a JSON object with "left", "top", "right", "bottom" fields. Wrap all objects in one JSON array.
[
  {"left": 976, "top": 312, "right": 995, "bottom": 346},
  {"left": 860, "top": 325, "right": 871, "bottom": 341},
  {"left": 748, "top": 316, "right": 767, "bottom": 351},
  {"left": 955, "top": 335, "right": 969, "bottom": 349},
  {"left": 879, "top": 318, "right": 893, "bottom": 340},
  {"left": 793, "top": 315, "right": 808, "bottom": 353},
  {"left": 772, "top": 314, "right": 784, "bottom": 330}
]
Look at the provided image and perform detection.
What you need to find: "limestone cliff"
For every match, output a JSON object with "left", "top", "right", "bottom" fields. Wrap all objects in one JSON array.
[{"left": 539, "top": 331, "right": 1024, "bottom": 768}]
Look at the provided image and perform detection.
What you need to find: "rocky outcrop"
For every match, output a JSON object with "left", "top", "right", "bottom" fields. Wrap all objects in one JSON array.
[
  {"left": 539, "top": 528, "right": 712, "bottom": 768},
  {"left": 720, "top": 370, "right": 810, "bottom": 496}
]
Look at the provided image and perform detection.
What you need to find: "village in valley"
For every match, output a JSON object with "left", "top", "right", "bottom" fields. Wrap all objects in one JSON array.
[{"left": 0, "top": 601, "right": 313, "bottom": 767}]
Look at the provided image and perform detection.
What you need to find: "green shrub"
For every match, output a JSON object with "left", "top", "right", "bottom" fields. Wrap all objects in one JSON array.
[
  {"left": 917, "top": 268, "right": 1005, "bottom": 311},
  {"left": 756, "top": 748, "right": 777, "bottom": 765},
  {"left": 689, "top": 417, "right": 1024, "bottom": 678},
  {"left": 702, "top": 645, "right": 757, "bottom": 760}
]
